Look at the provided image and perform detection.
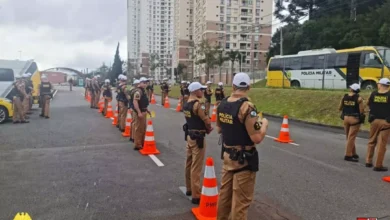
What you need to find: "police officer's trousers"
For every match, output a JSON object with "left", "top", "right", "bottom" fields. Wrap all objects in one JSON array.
[
  {"left": 217, "top": 168, "right": 256, "bottom": 220},
  {"left": 103, "top": 97, "right": 111, "bottom": 115},
  {"left": 23, "top": 95, "right": 30, "bottom": 115},
  {"left": 130, "top": 109, "right": 136, "bottom": 141},
  {"left": 13, "top": 97, "right": 25, "bottom": 122},
  {"left": 41, "top": 95, "right": 51, "bottom": 117},
  {"left": 161, "top": 92, "right": 166, "bottom": 105},
  {"left": 185, "top": 135, "right": 206, "bottom": 199},
  {"left": 133, "top": 112, "right": 147, "bottom": 148},
  {"left": 90, "top": 92, "right": 96, "bottom": 108},
  {"left": 118, "top": 101, "right": 128, "bottom": 130},
  {"left": 343, "top": 116, "right": 360, "bottom": 157},
  {"left": 94, "top": 91, "right": 101, "bottom": 107},
  {"left": 366, "top": 119, "right": 390, "bottom": 167}
]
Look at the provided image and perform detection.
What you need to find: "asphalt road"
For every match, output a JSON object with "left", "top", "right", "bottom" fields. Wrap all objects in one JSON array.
[{"left": 0, "top": 86, "right": 389, "bottom": 220}]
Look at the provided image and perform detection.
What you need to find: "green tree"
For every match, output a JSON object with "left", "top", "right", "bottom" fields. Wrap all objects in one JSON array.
[
  {"left": 215, "top": 48, "right": 229, "bottom": 83},
  {"left": 176, "top": 63, "right": 187, "bottom": 82},
  {"left": 196, "top": 40, "right": 218, "bottom": 81},
  {"left": 226, "top": 50, "right": 240, "bottom": 78},
  {"left": 111, "top": 42, "right": 123, "bottom": 83},
  {"left": 237, "top": 52, "right": 247, "bottom": 72}
]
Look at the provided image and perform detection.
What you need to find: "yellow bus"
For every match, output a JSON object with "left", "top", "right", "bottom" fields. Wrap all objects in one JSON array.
[{"left": 266, "top": 46, "right": 390, "bottom": 90}]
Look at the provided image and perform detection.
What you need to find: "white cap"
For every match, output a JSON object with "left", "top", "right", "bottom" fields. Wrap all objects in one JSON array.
[
  {"left": 97, "top": 75, "right": 101, "bottom": 78},
  {"left": 181, "top": 81, "right": 186, "bottom": 84},
  {"left": 133, "top": 80, "right": 140, "bottom": 84},
  {"left": 206, "top": 81, "right": 212, "bottom": 84},
  {"left": 104, "top": 79, "right": 110, "bottom": 83},
  {"left": 26, "top": 73, "right": 32, "bottom": 77},
  {"left": 139, "top": 77, "right": 149, "bottom": 82},
  {"left": 378, "top": 78, "right": 390, "bottom": 86},
  {"left": 188, "top": 82, "right": 207, "bottom": 92},
  {"left": 233, "top": 72, "right": 250, "bottom": 88},
  {"left": 41, "top": 74, "right": 47, "bottom": 79},
  {"left": 118, "top": 74, "right": 124, "bottom": 79},
  {"left": 22, "top": 73, "right": 28, "bottom": 77},
  {"left": 349, "top": 83, "right": 360, "bottom": 91},
  {"left": 218, "top": 82, "right": 223, "bottom": 86},
  {"left": 121, "top": 76, "right": 127, "bottom": 81},
  {"left": 163, "top": 78, "right": 168, "bottom": 81}
]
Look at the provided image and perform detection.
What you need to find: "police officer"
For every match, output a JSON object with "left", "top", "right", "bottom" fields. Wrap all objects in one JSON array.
[
  {"left": 183, "top": 82, "right": 213, "bottom": 204},
  {"left": 92, "top": 76, "right": 101, "bottom": 108},
  {"left": 183, "top": 81, "right": 190, "bottom": 106},
  {"left": 132, "top": 77, "right": 151, "bottom": 150},
  {"left": 179, "top": 81, "right": 187, "bottom": 111},
  {"left": 26, "top": 73, "right": 34, "bottom": 112},
  {"left": 215, "top": 82, "right": 225, "bottom": 107},
  {"left": 216, "top": 72, "right": 268, "bottom": 219},
  {"left": 366, "top": 78, "right": 390, "bottom": 171},
  {"left": 338, "top": 83, "right": 365, "bottom": 162},
  {"left": 115, "top": 74, "right": 125, "bottom": 127},
  {"left": 102, "top": 79, "right": 112, "bottom": 116},
  {"left": 84, "top": 77, "right": 90, "bottom": 98},
  {"left": 129, "top": 80, "right": 140, "bottom": 142},
  {"left": 146, "top": 79, "right": 154, "bottom": 102},
  {"left": 204, "top": 81, "right": 213, "bottom": 116},
  {"left": 39, "top": 74, "right": 53, "bottom": 119},
  {"left": 160, "top": 78, "right": 170, "bottom": 105},
  {"left": 22, "top": 73, "right": 32, "bottom": 118},
  {"left": 12, "top": 76, "right": 29, "bottom": 124},
  {"left": 95, "top": 75, "right": 103, "bottom": 105},
  {"left": 68, "top": 78, "right": 74, "bottom": 91},
  {"left": 118, "top": 75, "right": 128, "bottom": 132}
]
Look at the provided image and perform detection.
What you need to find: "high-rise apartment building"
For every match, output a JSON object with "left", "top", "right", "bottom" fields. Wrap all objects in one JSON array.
[
  {"left": 192, "top": 0, "right": 273, "bottom": 83},
  {"left": 127, "top": 0, "right": 175, "bottom": 80},
  {"left": 174, "top": 0, "right": 194, "bottom": 80}
]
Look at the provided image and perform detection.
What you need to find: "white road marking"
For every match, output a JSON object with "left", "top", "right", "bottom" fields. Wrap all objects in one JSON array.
[
  {"left": 84, "top": 202, "right": 89, "bottom": 211},
  {"left": 50, "top": 89, "right": 58, "bottom": 100},
  {"left": 149, "top": 154, "right": 164, "bottom": 167},
  {"left": 170, "top": 108, "right": 176, "bottom": 111},
  {"left": 156, "top": 104, "right": 162, "bottom": 106},
  {"left": 266, "top": 135, "right": 300, "bottom": 146},
  {"left": 179, "top": 186, "right": 192, "bottom": 201},
  {"left": 271, "top": 145, "right": 344, "bottom": 172}
]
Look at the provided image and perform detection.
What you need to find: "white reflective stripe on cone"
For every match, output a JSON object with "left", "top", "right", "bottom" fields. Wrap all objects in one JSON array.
[
  {"left": 280, "top": 127, "right": 289, "bottom": 132},
  {"left": 126, "top": 121, "right": 130, "bottom": 126},
  {"left": 146, "top": 125, "right": 153, "bottom": 132},
  {"left": 282, "top": 118, "right": 288, "bottom": 124},
  {"left": 204, "top": 166, "right": 216, "bottom": 179},
  {"left": 201, "top": 186, "right": 218, "bottom": 197},
  {"left": 145, "top": 136, "right": 155, "bottom": 141}
]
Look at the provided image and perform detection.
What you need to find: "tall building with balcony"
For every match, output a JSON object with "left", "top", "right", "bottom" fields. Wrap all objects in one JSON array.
[
  {"left": 127, "top": 0, "right": 175, "bottom": 79},
  {"left": 192, "top": 0, "right": 273, "bottom": 83},
  {"left": 174, "top": 0, "right": 194, "bottom": 80}
]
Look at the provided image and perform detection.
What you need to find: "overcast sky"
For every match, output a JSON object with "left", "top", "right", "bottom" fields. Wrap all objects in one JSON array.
[
  {"left": 0, "top": 0, "right": 127, "bottom": 71},
  {"left": 0, "top": 0, "right": 281, "bottom": 72}
]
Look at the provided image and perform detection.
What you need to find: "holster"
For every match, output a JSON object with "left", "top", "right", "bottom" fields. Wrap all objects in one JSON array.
[
  {"left": 182, "top": 123, "right": 189, "bottom": 141},
  {"left": 340, "top": 113, "right": 344, "bottom": 120},
  {"left": 188, "top": 130, "right": 205, "bottom": 148},
  {"left": 368, "top": 114, "right": 376, "bottom": 123},
  {"left": 359, "top": 114, "right": 366, "bottom": 124},
  {"left": 386, "top": 117, "right": 390, "bottom": 123}
]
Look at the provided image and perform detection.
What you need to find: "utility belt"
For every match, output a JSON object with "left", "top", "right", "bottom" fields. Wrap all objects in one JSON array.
[
  {"left": 141, "top": 108, "right": 148, "bottom": 112},
  {"left": 182, "top": 124, "right": 205, "bottom": 148},
  {"left": 221, "top": 146, "right": 259, "bottom": 173},
  {"left": 41, "top": 93, "right": 52, "bottom": 98},
  {"left": 368, "top": 114, "right": 390, "bottom": 123},
  {"left": 341, "top": 113, "right": 365, "bottom": 125}
]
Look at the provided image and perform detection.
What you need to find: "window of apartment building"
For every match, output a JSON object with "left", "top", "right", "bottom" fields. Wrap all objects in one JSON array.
[
  {"left": 227, "top": 25, "right": 231, "bottom": 31},
  {"left": 220, "top": 24, "right": 225, "bottom": 30},
  {"left": 233, "top": 8, "right": 238, "bottom": 13},
  {"left": 254, "top": 35, "right": 259, "bottom": 41},
  {"left": 256, "top": 9, "right": 260, "bottom": 16},
  {"left": 220, "top": 16, "right": 224, "bottom": 22},
  {"left": 254, "top": 43, "right": 258, "bottom": 49},
  {"left": 220, "top": 6, "right": 224, "bottom": 13},
  {"left": 227, "top": 16, "right": 231, "bottom": 22},
  {"left": 226, "top": 43, "right": 230, "bottom": 49},
  {"left": 233, "top": 43, "right": 237, "bottom": 48},
  {"left": 227, "top": 8, "right": 231, "bottom": 15},
  {"left": 233, "top": 26, "right": 237, "bottom": 30},
  {"left": 234, "top": 17, "right": 237, "bottom": 22},
  {"left": 255, "top": 18, "right": 260, "bottom": 23},
  {"left": 226, "top": 35, "right": 230, "bottom": 41},
  {"left": 220, "top": 0, "right": 225, "bottom": 4},
  {"left": 233, "top": 34, "right": 237, "bottom": 39}
]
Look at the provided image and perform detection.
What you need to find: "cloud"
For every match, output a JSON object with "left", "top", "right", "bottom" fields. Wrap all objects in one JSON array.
[{"left": 0, "top": 0, "right": 127, "bottom": 71}]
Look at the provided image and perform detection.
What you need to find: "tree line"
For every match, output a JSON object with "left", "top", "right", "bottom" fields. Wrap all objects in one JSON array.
[{"left": 267, "top": 0, "right": 390, "bottom": 62}]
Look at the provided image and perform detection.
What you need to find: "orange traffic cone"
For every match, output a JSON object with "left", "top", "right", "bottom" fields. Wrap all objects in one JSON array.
[
  {"left": 210, "top": 104, "right": 217, "bottom": 122},
  {"left": 112, "top": 104, "right": 119, "bottom": 126},
  {"left": 140, "top": 120, "right": 160, "bottom": 155},
  {"left": 151, "top": 93, "right": 156, "bottom": 104},
  {"left": 105, "top": 102, "right": 113, "bottom": 118},
  {"left": 176, "top": 98, "right": 182, "bottom": 112},
  {"left": 122, "top": 109, "right": 133, "bottom": 137},
  {"left": 274, "top": 115, "right": 293, "bottom": 143},
  {"left": 98, "top": 98, "right": 104, "bottom": 113},
  {"left": 383, "top": 176, "right": 390, "bottom": 183},
  {"left": 164, "top": 96, "right": 170, "bottom": 108},
  {"left": 192, "top": 157, "right": 218, "bottom": 220},
  {"left": 87, "top": 92, "right": 91, "bottom": 102}
]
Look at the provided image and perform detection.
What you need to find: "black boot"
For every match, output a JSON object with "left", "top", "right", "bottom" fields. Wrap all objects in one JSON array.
[{"left": 344, "top": 156, "right": 358, "bottom": 162}]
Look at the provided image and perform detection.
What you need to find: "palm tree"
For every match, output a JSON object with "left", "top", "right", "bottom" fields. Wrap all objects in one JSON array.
[
  {"left": 237, "top": 52, "right": 247, "bottom": 72},
  {"left": 176, "top": 63, "right": 187, "bottom": 82},
  {"left": 215, "top": 48, "right": 229, "bottom": 83},
  {"left": 150, "top": 53, "right": 162, "bottom": 79},
  {"left": 195, "top": 40, "right": 218, "bottom": 82},
  {"left": 226, "top": 50, "right": 240, "bottom": 83}
]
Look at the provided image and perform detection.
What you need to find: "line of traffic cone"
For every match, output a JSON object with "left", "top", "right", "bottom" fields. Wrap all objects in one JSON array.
[
  {"left": 140, "top": 120, "right": 160, "bottom": 155},
  {"left": 274, "top": 115, "right": 293, "bottom": 143},
  {"left": 192, "top": 157, "right": 218, "bottom": 220},
  {"left": 176, "top": 98, "right": 182, "bottom": 112},
  {"left": 210, "top": 105, "right": 217, "bottom": 122},
  {"left": 164, "top": 95, "right": 170, "bottom": 108},
  {"left": 151, "top": 93, "right": 156, "bottom": 104},
  {"left": 122, "top": 109, "right": 133, "bottom": 137},
  {"left": 98, "top": 98, "right": 104, "bottom": 113},
  {"left": 112, "top": 104, "right": 119, "bottom": 126},
  {"left": 105, "top": 102, "right": 113, "bottom": 118}
]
